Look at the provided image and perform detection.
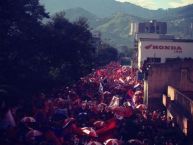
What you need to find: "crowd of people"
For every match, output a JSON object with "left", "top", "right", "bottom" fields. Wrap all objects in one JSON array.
[{"left": 0, "top": 62, "right": 188, "bottom": 145}]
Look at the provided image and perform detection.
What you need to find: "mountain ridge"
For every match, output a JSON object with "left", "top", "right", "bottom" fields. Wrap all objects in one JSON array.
[
  {"left": 41, "top": 0, "right": 193, "bottom": 19},
  {"left": 41, "top": 0, "right": 193, "bottom": 49}
]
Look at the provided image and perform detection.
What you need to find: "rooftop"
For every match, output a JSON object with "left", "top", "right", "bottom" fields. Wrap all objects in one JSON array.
[{"left": 140, "top": 38, "right": 193, "bottom": 43}]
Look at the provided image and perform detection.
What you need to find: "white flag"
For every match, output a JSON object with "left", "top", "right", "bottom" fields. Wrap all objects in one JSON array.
[{"left": 98, "top": 83, "right": 103, "bottom": 94}]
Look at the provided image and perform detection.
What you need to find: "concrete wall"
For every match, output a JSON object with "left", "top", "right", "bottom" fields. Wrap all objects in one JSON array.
[
  {"left": 167, "top": 86, "right": 193, "bottom": 118},
  {"left": 166, "top": 86, "right": 193, "bottom": 137},
  {"left": 145, "top": 60, "right": 193, "bottom": 136},
  {"left": 146, "top": 60, "right": 193, "bottom": 99}
]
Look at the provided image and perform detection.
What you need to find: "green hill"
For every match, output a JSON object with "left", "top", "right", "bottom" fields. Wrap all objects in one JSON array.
[{"left": 41, "top": 0, "right": 193, "bottom": 50}]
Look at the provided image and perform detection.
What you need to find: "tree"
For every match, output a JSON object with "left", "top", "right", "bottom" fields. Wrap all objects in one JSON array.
[
  {"left": 95, "top": 46, "right": 118, "bottom": 67},
  {"left": 39, "top": 13, "right": 96, "bottom": 85},
  {"left": 0, "top": 2, "right": 97, "bottom": 103},
  {"left": 0, "top": 0, "right": 49, "bottom": 97}
]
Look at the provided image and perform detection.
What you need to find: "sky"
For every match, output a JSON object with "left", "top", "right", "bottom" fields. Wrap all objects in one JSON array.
[{"left": 116, "top": 0, "right": 193, "bottom": 9}]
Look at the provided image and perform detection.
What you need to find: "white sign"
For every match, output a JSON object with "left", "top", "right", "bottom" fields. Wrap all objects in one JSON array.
[{"left": 138, "top": 39, "right": 193, "bottom": 69}]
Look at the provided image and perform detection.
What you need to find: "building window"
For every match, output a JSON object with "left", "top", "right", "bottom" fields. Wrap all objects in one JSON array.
[
  {"left": 150, "top": 26, "right": 155, "bottom": 33},
  {"left": 145, "top": 27, "right": 149, "bottom": 33},
  {"left": 156, "top": 26, "right": 160, "bottom": 33},
  {"left": 166, "top": 58, "right": 181, "bottom": 62},
  {"left": 147, "top": 57, "right": 161, "bottom": 63}
]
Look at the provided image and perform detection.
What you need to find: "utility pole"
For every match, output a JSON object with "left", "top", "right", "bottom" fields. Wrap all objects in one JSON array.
[{"left": 191, "top": 22, "right": 193, "bottom": 38}]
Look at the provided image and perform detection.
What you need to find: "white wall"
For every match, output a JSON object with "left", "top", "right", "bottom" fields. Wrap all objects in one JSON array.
[
  {"left": 138, "top": 39, "right": 193, "bottom": 68},
  {"left": 135, "top": 33, "right": 160, "bottom": 40}
]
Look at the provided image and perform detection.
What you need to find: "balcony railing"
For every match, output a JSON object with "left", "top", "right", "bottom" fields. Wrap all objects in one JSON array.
[{"left": 167, "top": 86, "right": 193, "bottom": 118}]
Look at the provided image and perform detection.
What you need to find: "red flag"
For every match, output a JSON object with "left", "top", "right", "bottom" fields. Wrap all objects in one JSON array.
[
  {"left": 96, "top": 118, "right": 117, "bottom": 135},
  {"left": 127, "top": 90, "right": 134, "bottom": 97},
  {"left": 96, "top": 118, "right": 117, "bottom": 142}
]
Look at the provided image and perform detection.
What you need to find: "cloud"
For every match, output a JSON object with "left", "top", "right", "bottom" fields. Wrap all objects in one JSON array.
[
  {"left": 115, "top": 0, "right": 158, "bottom": 9},
  {"left": 169, "top": 0, "right": 193, "bottom": 8}
]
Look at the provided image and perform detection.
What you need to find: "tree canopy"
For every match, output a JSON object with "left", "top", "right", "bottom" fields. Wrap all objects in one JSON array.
[{"left": 0, "top": 1, "right": 99, "bottom": 104}]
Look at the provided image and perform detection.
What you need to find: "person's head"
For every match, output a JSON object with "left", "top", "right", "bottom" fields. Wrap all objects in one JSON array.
[
  {"left": 97, "top": 103, "right": 106, "bottom": 112},
  {"left": 88, "top": 102, "right": 95, "bottom": 110},
  {"left": 81, "top": 101, "right": 87, "bottom": 110},
  {"left": 72, "top": 134, "right": 80, "bottom": 145}
]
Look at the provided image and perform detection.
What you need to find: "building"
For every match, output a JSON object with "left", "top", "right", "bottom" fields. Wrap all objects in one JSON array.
[
  {"left": 130, "top": 20, "right": 167, "bottom": 36},
  {"left": 164, "top": 86, "right": 193, "bottom": 137},
  {"left": 134, "top": 20, "right": 193, "bottom": 138},
  {"left": 143, "top": 60, "right": 193, "bottom": 137},
  {"left": 129, "top": 22, "right": 138, "bottom": 36},
  {"left": 138, "top": 38, "right": 193, "bottom": 69},
  {"left": 132, "top": 20, "right": 174, "bottom": 68},
  {"left": 144, "top": 60, "right": 193, "bottom": 101},
  {"left": 138, "top": 20, "right": 167, "bottom": 34},
  {"left": 133, "top": 20, "right": 169, "bottom": 50}
]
